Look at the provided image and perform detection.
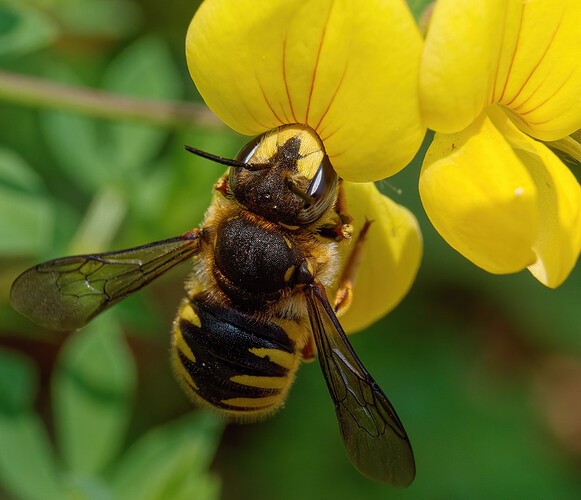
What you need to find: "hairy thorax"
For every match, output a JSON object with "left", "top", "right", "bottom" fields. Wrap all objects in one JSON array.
[{"left": 185, "top": 180, "right": 344, "bottom": 327}]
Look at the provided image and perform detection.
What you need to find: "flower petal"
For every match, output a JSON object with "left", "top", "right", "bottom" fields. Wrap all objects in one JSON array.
[
  {"left": 186, "top": 0, "right": 425, "bottom": 181},
  {"left": 489, "top": 107, "right": 581, "bottom": 287},
  {"left": 419, "top": 110, "right": 539, "bottom": 274},
  {"left": 420, "top": 0, "right": 581, "bottom": 140},
  {"left": 420, "top": 0, "right": 510, "bottom": 132},
  {"left": 337, "top": 182, "right": 422, "bottom": 333}
]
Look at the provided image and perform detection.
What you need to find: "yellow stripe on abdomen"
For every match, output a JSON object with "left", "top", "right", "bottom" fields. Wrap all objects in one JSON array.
[
  {"left": 230, "top": 373, "right": 289, "bottom": 390},
  {"left": 172, "top": 294, "right": 302, "bottom": 419},
  {"left": 249, "top": 347, "right": 296, "bottom": 370},
  {"left": 221, "top": 394, "right": 285, "bottom": 410}
]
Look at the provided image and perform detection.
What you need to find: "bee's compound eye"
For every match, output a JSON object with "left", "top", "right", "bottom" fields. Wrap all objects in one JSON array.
[
  {"left": 235, "top": 134, "right": 262, "bottom": 164},
  {"left": 228, "top": 134, "right": 259, "bottom": 189},
  {"left": 297, "top": 155, "right": 338, "bottom": 224}
]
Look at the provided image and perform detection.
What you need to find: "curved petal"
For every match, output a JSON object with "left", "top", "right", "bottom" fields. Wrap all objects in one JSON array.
[
  {"left": 419, "top": 110, "right": 539, "bottom": 274},
  {"left": 420, "top": 0, "right": 511, "bottom": 132},
  {"left": 420, "top": 0, "right": 581, "bottom": 140},
  {"left": 186, "top": 0, "right": 425, "bottom": 181},
  {"left": 489, "top": 107, "right": 581, "bottom": 287},
  {"left": 336, "top": 182, "right": 422, "bottom": 334}
]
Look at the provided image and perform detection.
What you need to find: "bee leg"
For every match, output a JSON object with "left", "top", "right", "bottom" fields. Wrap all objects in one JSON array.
[
  {"left": 319, "top": 184, "right": 354, "bottom": 241},
  {"left": 213, "top": 174, "right": 230, "bottom": 197},
  {"left": 333, "top": 219, "right": 373, "bottom": 316},
  {"left": 335, "top": 181, "right": 353, "bottom": 227},
  {"left": 300, "top": 336, "right": 317, "bottom": 362}
]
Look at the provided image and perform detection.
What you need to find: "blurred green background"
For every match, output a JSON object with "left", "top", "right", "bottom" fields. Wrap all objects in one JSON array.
[{"left": 1, "top": 0, "right": 581, "bottom": 499}]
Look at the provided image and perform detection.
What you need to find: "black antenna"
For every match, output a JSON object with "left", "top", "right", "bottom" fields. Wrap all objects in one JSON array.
[
  {"left": 184, "top": 145, "right": 272, "bottom": 172},
  {"left": 184, "top": 145, "right": 251, "bottom": 169}
]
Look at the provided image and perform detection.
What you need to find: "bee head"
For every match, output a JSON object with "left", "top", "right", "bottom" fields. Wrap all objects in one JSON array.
[{"left": 229, "top": 124, "right": 338, "bottom": 226}]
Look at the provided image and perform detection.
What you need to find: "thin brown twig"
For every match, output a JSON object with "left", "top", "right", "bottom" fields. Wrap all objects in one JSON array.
[{"left": 0, "top": 69, "right": 224, "bottom": 129}]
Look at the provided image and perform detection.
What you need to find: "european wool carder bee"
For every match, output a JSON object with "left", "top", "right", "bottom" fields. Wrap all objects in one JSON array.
[{"left": 10, "top": 124, "right": 415, "bottom": 487}]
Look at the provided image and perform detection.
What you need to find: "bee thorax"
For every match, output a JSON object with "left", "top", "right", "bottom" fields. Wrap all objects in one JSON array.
[{"left": 212, "top": 212, "right": 305, "bottom": 307}]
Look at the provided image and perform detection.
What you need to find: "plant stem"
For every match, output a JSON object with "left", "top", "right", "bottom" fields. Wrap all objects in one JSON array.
[{"left": 0, "top": 69, "right": 223, "bottom": 129}]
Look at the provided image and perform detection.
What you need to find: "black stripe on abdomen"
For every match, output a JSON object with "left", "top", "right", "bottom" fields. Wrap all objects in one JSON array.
[{"left": 175, "top": 295, "right": 298, "bottom": 414}]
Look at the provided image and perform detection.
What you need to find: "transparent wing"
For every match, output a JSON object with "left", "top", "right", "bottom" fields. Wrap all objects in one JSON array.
[
  {"left": 10, "top": 229, "right": 203, "bottom": 331},
  {"left": 305, "top": 281, "right": 415, "bottom": 487}
]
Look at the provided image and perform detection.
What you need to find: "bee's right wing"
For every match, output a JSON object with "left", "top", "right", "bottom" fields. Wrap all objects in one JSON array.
[
  {"left": 304, "top": 280, "right": 415, "bottom": 488},
  {"left": 10, "top": 229, "right": 203, "bottom": 331}
]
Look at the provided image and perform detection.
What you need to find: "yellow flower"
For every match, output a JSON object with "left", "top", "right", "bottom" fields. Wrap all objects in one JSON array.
[
  {"left": 419, "top": 0, "right": 581, "bottom": 288},
  {"left": 186, "top": 0, "right": 425, "bottom": 331}
]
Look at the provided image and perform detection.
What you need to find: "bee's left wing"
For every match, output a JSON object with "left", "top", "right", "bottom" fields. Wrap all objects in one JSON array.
[
  {"left": 10, "top": 229, "right": 203, "bottom": 331},
  {"left": 304, "top": 281, "right": 415, "bottom": 488}
]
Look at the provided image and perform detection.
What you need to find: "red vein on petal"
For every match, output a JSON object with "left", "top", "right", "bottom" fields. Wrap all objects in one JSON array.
[
  {"left": 526, "top": 119, "right": 552, "bottom": 126},
  {"left": 256, "top": 74, "right": 284, "bottom": 125},
  {"left": 519, "top": 69, "right": 575, "bottom": 116},
  {"left": 328, "top": 148, "right": 346, "bottom": 159},
  {"left": 322, "top": 125, "right": 342, "bottom": 143},
  {"left": 491, "top": 3, "right": 510, "bottom": 103},
  {"left": 315, "top": 62, "right": 348, "bottom": 132},
  {"left": 505, "top": 9, "right": 564, "bottom": 108},
  {"left": 305, "top": 6, "right": 332, "bottom": 125},
  {"left": 316, "top": 122, "right": 329, "bottom": 138},
  {"left": 279, "top": 102, "right": 291, "bottom": 123},
  {"left": 282, "top": 34, "right": 297, "bottom": 122},
  {"left": 498, "top": 3, "right": 526, "bottom": 103},
  {"left": 245, "top": 106, "right": 271, "bottom": 130},
  {"left": 512, "top": 63, "right": 553, "bottom": 112},
  {"left": 502, "top": 107, "right": 528, "bottom": 129},
  {"left": 237, "top": 89, "right": 271, "bottom": 130}
]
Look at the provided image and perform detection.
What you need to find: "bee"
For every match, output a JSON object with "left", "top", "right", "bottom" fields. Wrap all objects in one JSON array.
[{"left": 10, "top": 123, "right": 415, "bottom": 487}]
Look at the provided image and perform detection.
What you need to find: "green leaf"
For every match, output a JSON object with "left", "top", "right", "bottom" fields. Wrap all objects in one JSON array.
[
  {"left": 0, "top": 350, "right": 66, "bottom": 500},
  {"left": 0, "top": 3, "right": 58, "bottom": 58},
  {"left": 41, "top": 37, "right": 182, "bottom": 192},
  {"left": 102, "top": 36, "right": 182, "bottom": 174},
  {"left": 0, "top": 349, "right": 36, "bottom": 414},
  {"left": 0, "top": 148, "right": 54, "bottom": 256},
  {"left": 127, "top": 162, "right": 173, "bottom": 226},
  {"left": 166, "top": 472, "right": 221, "bottom": 500},
  {"left": 0, "top": 147, "right": 44, "bottom": 192},
  {"left": 154, "top": 130, "right": 241, "bottom": 236},
  {"left": 67, "top": 186, "right": 127, "bottom": 255},
  {"left": 50, "top": 0, "right": 140, "bottom": 40},
  {"left": 63, "top": 476, "right": 117, "bottom": 500},
  {"left": 40, "top": 61, "right": 110, "bottom": 192},
  {"left": 53, "top": 314, "right": 136, "bottom": 475},
  {"left": 110, "top": 412, "right": 223, "bottom": 500},
  {"left": 41, "top": 107, "right": 108, "bottom": 192}
]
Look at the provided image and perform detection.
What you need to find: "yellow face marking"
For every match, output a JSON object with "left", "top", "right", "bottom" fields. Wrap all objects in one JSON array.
[
  {"left": 250, "top": 129, "right": 285, "bottom": 163},
  {"left": 230, "top": 374, "right": 288, "bottom": 390},
  {"left": 249, "top": 347, "right": 296, "bottom": 370},
  {"left": 294, "top": 126, "right": 325, "bottom": 179},
  {"left": 282, "top": 235, "right": 293, "bottom": 249},
  {"left": 295, "top": 152, "right": 324, "bottom": 180},
  {"left": 248, "top": 124, "right": 325, "bottom": 181}
]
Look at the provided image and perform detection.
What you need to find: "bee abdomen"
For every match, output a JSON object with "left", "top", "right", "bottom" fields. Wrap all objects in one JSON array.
[{"left": 172, "top": 294, "right": 300, "bottom": 418}]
